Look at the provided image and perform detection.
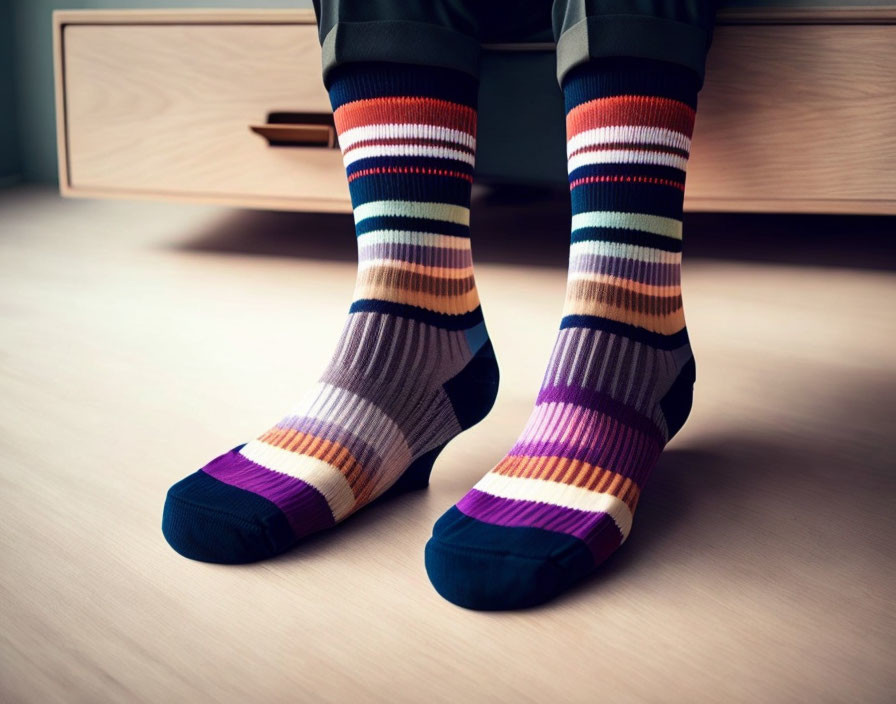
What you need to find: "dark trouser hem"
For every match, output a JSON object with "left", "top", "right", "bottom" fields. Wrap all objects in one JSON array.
[
  {"left": 556, "top": 14, "right": 712, "bottom": 89},
  {"left": 321, "top": 20, "right": 482, "bottom": 88}
]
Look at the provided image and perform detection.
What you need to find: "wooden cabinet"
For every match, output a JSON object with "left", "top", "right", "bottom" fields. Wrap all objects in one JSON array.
[
  {"left": 54, "top": 8, "right": 896, "bottom": 214},
  {"left": 56, "top": 10, "right": 350, "bottom": 212}
]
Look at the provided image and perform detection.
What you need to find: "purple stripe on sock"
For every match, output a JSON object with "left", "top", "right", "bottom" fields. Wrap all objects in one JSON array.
[
  {"left": 456, "top": 489, "right": 622, "bottom": 562},
  {"left": 569, "top": 256, "right": 680, "bottom": 285},
  {"left": 536, "top": 387, "right": 665, "bottom": 445},
  {"left": 508, "top": 436, "right": 660, "bottom": 482},
  {"left": 358, "top": 243, "right": 473, "bottom": 269},
  {"left": 202, "top": 450, "right": 335, "bottom": 539}
]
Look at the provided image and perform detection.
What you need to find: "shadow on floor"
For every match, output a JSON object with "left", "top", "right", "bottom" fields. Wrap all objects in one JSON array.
[
  {"left": 546, "top": 377, "right": 896, "bottom": 611},
  {"left": 174, "top": 185, "right": 896, "bottom": 271}
]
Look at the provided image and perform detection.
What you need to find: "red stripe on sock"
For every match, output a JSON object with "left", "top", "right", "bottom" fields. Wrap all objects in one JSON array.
[
  {"left": 334, "top": 97, "right": 477, "bottom": 135},
  {"left": 347, "top": 166, "right": 474, "bottom": 184},
  {"left": 566, "top": 96, "right": 696, "bottom": 139},
  {"left": 569, "top": 175, "right": 685, "bottom": 192}
]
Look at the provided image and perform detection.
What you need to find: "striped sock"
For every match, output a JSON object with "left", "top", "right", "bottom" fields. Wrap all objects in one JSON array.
[
  {"left": 163, "top": 63, "right": 499, "bottom": 563},
  {"left": 426, "top": 58, "right": 699, "bottom": 610}
]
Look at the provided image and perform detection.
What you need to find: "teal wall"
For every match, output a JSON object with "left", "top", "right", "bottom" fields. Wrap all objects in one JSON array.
[
  {"left": 8, "top": 0, "right": 313, "bottom": 183},
  {"left": 0, "top": 0, "right": 20, "bottom": 184}
]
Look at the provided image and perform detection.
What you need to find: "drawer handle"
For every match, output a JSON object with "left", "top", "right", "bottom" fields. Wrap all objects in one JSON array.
[{"left": 250, "top": 123, "right": 337, "bottom": 148}]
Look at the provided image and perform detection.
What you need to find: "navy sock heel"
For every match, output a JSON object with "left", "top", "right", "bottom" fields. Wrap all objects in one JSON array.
[
  {"left": 660, "top": 356, "right": 696, "bottom": 440},
  {"left": 443, "top": 339, "right": 500, "bottom": 431},
  {"left": 386, "top": 339, "right": 500, "bottom": 497}
]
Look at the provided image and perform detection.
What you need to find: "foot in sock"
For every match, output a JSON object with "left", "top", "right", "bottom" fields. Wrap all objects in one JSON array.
[
  {"left": 163, "top": 63, "right": 498, "bottom": 563},
  {"left": 426, "top": 58, "right": 699, "bottom": 610}
]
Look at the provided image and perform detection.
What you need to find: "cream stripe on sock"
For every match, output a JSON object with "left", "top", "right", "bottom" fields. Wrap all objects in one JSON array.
[
  {"left": 354, "top": 201, "right": 471, "bottom": 226},
  {"left": 472, "top": 471, "right": 634, "bottom": 540},
  {"left": 571, "top": 211, "right": 682, "bottom": 240},
  {"left": 239, "top": 441, "right": 357, "bottom": 521},
  {"left": 569, "top": 240, "right": 682, "bottom": 264}
]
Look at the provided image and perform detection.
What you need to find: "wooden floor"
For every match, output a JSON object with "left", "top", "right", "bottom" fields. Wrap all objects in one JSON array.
[{"left": 1, "top": 186, "right": 894, "bottom": 703}]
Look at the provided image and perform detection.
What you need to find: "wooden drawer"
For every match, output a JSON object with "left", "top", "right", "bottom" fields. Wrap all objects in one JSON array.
[
  {"left": 55, "top": 9, "right": 896, "bottom": 214},
  {"left": 687, "top": 20, "right": 896, "bottom": 214},
  {"left": 56, "top": 10, "right": 351, "bottom": 212}
]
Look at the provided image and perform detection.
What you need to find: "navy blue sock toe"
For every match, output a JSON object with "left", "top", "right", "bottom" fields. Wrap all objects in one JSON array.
[
  {"left": 162, "top": 471, "right": 295, "bottom": 564},
  {"left": 425, "top": 507, "right": 595, "bottom": 610}
]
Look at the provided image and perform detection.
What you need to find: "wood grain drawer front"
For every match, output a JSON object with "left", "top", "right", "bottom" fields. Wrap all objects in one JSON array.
[
  {"left": 63, "top": 23, "right": 349, "bottom": 207},
  {"left": 686, "top": 24, "right": 896, "bottom": 212},
  {"left": 58, "top": 11, "right": 896, "bottom": 215}
]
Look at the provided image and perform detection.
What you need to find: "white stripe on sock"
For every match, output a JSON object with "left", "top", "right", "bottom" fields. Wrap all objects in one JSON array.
[
  {"left": 567, "top": 125, "right": 690, "bottom": 157},
  {"left": 568, "top": 149, "right": 688, "bottom": 173},
  {"left": 338, "top": 123, "right": 475, "bottom": 151},
  {"left": 356, "top": 230, "right": 471, "bottom": 250},
  {"left": 343, "top": 145, "right": 475, "bottom": 169}
]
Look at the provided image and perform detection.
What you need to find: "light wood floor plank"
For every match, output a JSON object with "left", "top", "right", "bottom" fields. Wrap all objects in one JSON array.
[{"left": 1, "top": 187, "right": 893, "bottom": 703}]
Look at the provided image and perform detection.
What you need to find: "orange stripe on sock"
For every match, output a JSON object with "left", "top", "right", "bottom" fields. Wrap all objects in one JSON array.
[
  {"left": 561, "top": 297, "right": 686, "bottom": 335},
  {"left": 565, "top": 279, "right": 683, "bottom": 315},
  {"left": 492, "top": 455, "right": 642, "bottom": 511},
  {"left": 568, "top": 273, "right": 681, "bottom": 297},
  {"left": 353, "top": 283, "right": 481, "bottom": 316},
  {"left": 258, "top": 428, "right": 365, "bottom": 490}
]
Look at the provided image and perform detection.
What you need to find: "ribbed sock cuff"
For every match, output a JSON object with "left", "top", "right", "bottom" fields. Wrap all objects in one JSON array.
[
  {"left": 562, "top": 56, "right": 700, "bottom": 112},
  {"left": 326, "top": 61, "right": 479, "bottom": 111}
]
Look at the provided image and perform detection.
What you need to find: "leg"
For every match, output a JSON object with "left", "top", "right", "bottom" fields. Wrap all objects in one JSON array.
[
  {"left": 426, "top": 1, "right": 717, "bottom": 609},
  {"left": 162, "top": 2, "right": 498, "bottom": 563},
  {"left": 552, "top": 0, "right": 717, "bottom": 89},
  {"left": 312, "top": 0, "right": 483, "bottom": 83}
]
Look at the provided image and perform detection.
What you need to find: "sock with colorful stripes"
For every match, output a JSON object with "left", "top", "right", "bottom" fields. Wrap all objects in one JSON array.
[
  {"left": 163, "top": 62, "right": 498, "bottom": 563},
  {"left": 426, "top": 57, "right": 699, "bottom": 609}
]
